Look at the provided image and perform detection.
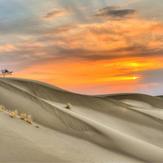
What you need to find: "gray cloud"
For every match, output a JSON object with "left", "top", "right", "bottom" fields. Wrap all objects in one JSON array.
[
  {"left": 95, "top": 6, "right": 136, "bottom": 19},
  {"left": 140, "top": 69, "right": 163, "bottom": 83},
  {"left": 134, "top": 69, "right": 163, "bottom": 95},
  {"left": 28, "top": 40, "right": 162, "bottom": 61}
]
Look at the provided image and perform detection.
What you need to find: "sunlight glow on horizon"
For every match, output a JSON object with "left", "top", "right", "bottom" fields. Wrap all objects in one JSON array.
[
  {"left": 0, "top": 0, "right": 163, "bottom": 95},
  {"left": 14, "top": 56, "right": 163, "bottom": 94}
]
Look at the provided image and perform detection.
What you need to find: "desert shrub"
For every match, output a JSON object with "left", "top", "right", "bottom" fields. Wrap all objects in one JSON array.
[
  {"left": 20, "top": 113, "right": 27, "bottom": 120},
  {"left": 0, "top": 106, "right": 4, "bottom": 112},
  {"left": 0, "top": 105, "right": 34, "bottom": 126},
  {"left": 14, "top": 110, "right": 18, "bottom": 115},
  {"left": 9, "top": 110, "right": 18, "bottom": 118},
  {"left": 25, "top": 115, "right": 32, "bottom": 124},
  {"left": 65, "top": 103, "right": 72, "bottom": 110},
  {"left": 19, "top": 113, "right": 33, "bottom": 124},
  {"left": 0, "top": 105, "right": 6, "bottom": 112}
]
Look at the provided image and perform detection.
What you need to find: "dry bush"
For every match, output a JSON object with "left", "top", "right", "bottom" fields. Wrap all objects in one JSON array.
[
  {"left": 9, "top": 110, "right": 18, "bottom": 118},
  {"left": 19, "top": 113, "right": 33, "bottom": 124},
  {"left": 25, "top": 115, "right": 32, "bottom": 124},
  {"left": 65, "top": 103, "right": 72, "bottom": 110},
  {"left": 20, "top": 113, "right": 27, "bottom": 120},
  {"left": 0, "top": 105, "right": 34, "bottom": 126},
  {"left": 0, "top": 105, "right": 6, "bottom": 112},
  {"left": 14, "top": 110, "right": 18, "bottom": 115}
]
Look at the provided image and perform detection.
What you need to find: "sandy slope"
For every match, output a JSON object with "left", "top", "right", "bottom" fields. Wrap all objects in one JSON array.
[
  {"left": 158, "top": 95, "right": 163, "bottom": 99},
  {"left": 0, "top": 78, "right": 163, "bottom": 162},
  {"left": 104, "top": 93, "right": 163, "bottom": 109}
]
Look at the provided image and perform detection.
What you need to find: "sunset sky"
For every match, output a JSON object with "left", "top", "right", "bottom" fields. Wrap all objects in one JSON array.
[{"left": 0, "top": 0, "right": 163, "bottom": 95}]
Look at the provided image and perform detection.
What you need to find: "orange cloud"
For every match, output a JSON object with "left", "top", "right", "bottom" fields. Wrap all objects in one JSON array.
[
  {"left": 0, "top": 44, "right": 17, "bottom": 53},
  {"left": 47, "top": 17, "right": 163, "bottom": 59},
  {"left": 15, "top": 55, "right": 163, "bottom": 94},
  {"left": 43, "top": 9, "right": 70, "bottom": 21},
  {"left": 12, "top": 14, "right": 163, "bottom": 94}
]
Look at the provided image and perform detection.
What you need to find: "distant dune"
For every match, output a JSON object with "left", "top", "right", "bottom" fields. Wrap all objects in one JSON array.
[
  {"left": 104, "top": 93, "right": 163, "bottom": 109},
  {"left": 158, "top": 95, "right": 163, "bottom": 99},
  {"left": 0, "top": 78, "right": 163, "bottom": 163}
]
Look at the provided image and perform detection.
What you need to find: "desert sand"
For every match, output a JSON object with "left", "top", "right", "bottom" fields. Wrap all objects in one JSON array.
[{"left": 0, "top": 78, "right": 163, "bottom": 163}]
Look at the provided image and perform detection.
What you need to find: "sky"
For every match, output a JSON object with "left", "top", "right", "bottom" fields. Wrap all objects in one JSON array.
[{"left": 0, "top": 0, "right": 163, "bottom": 95}]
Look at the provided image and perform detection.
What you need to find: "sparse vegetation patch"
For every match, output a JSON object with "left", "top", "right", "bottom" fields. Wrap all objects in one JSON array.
[
  {"left": 9, "top": 110, "right": 18, "bottom": 118},
  {"left": 20, "top": 113, "right": 27, "bottom": 120},
  {"left": 0, "top": 105, "right": 38, "bottom": 127}
]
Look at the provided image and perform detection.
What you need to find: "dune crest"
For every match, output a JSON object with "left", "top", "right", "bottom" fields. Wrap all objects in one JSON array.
[{"left": 0, "top": 78, "right": 163, "bottom": 163}]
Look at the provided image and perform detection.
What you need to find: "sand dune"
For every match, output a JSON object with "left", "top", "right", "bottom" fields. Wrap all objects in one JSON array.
[
  {"left": 158, "top": 95, "right": 163, "bottom": 99},
  {"left": 103, "top": 93, "right": 163, "bottom": 109},
  {"left": 0, "top": 78, "right": 163, "bottom": 162}
]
